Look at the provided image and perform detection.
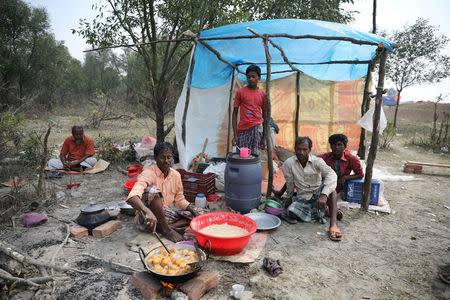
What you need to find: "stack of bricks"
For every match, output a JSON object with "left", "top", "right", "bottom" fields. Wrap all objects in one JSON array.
[
  {"left": 131, "top": 271, "right": 218, "bottom": 300},
  {"left": 69, "top": 220, "right": 122, "bottom": 238},
  {"left": 403, "top": 163, "right": 423, "bottom": 174}
]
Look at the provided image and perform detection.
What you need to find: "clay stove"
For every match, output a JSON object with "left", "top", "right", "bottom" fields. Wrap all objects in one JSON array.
[{"left": 131, "top": 271, "right": 218, "bottom": 300}]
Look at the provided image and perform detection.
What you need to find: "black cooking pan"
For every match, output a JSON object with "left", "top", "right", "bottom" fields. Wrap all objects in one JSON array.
[{"left": 139, "top": 241, "right": 211, "bottom": 283}]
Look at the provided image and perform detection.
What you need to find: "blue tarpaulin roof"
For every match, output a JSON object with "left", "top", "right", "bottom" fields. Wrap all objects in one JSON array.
[{"left": 192, "top": 19, "right": 394, "bottom": 89}]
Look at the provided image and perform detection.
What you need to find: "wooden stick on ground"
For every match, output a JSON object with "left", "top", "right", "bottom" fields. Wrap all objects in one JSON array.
[
  {"left": 50, "top": 224, "right": 70, "bottom": 275},
  {"left": 81, "top": 253, "right": 140, "bottom": 275},
  {"left": 0, "top": 267, "right": 40, "bottom": 288},
  {"left": 0, "top": 240, "right": 89, "bottom": 274}
]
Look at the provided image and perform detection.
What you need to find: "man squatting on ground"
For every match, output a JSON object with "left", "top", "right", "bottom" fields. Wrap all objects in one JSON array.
[
  {"left": 282, "top": 137, "right": 342, "bottom": 241},
  {"left": 126, "top": 142, "right": 202, "bottom": 242},
  {"left": 232, "top": 64, "right": 267, "bottom": 152},
  {"left": 318, "top": 133, "right": 364, "bottom": 193},
  {"left": 47, "top": 125, "right": 97, "bottom": 171}
]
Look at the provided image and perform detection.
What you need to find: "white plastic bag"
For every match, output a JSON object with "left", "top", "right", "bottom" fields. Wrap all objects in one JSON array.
[
  {"left": 203, "top": 162, "right": 226, "bottom": 192},
  {"left": 357, "top": 101, "right": 387, "bottom": 134}
]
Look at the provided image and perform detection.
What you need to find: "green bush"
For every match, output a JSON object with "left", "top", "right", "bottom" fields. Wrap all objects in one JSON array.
[{"left": 0, "top": 112, "right": 25, "bottom": 158}]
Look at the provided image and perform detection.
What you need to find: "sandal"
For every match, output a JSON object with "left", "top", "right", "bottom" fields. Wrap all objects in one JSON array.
[
  {"left": 439, "top": 274, "right": 450, "bottom": 284},
  {"left": 329, "top": 225, "right": 343, "bottom": 241},
  {"left": 263, "top": 257, "right": 283, "bottom": 277}
]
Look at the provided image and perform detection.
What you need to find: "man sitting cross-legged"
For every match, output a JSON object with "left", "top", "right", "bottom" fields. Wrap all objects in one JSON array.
[
  {"left": 126, "top": 142, "right": 202, "bottom": 242},
  {"left": 47, "top": 125, "right": 97, "bottom": 172},
  {"left": 282, "top": 137, "right": 342, "bottom": 241}
]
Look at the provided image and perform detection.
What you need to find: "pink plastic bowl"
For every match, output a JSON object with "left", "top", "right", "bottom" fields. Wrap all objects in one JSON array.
[{"left": 190, "top": 212, "right": 257, "bottom": 256}]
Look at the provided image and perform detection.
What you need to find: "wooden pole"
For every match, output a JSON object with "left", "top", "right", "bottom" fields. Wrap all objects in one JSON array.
[
  {"left": 361, "top": 46, "right": 387, "bottom": 211},
  {"left": 226, "top": 71, "right": 236, "bottom": 155},
  {"left": 357, "top": 64, "right": 372, "bottom": 160},
  {"left": 262, "top": 36, "right": 274, "bottom": 198},
  {"left": 295, "top": 72, "right": 300, "bottom": 138},
  {"left": 84, "top": 33, "right": 380, "bottom": 53},
  {"left": 181, "top": 0, "right": 209, "bottom": 144},
  {"left": 181, "top": 39, "right": 198, "bottom": 143}
]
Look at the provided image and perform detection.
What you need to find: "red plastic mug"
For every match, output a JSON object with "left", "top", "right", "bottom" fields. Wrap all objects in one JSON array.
[{"left": 239, "top": 147, "right": 251, "bottom": 158}]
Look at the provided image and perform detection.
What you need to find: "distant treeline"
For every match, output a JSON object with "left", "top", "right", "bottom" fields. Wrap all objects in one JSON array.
[{"left": 0, "top": 0, "right": 174, "bottom": 113}]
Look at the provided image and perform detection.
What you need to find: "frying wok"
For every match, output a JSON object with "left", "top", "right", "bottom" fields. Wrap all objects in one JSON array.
[{"left": 138, "top": 241, "right": 210, "bottom": 283}]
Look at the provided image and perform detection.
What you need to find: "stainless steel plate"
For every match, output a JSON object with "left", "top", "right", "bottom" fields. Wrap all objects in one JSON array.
[{"left": 244, "top": 212, "right": 281, "bottom": 230}]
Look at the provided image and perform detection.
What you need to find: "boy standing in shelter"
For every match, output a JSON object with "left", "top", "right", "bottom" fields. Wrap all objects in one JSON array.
[{"left": 232, "top": 64, "right": 267, "bottom": 153}]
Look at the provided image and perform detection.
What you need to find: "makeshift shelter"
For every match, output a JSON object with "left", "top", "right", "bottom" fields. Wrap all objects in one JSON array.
[
  {"left": 382, "top": 95, "right": 400, "bottom": 106},
  {"left": 174, "top": 19, "right": 394, "bottom": 170}
]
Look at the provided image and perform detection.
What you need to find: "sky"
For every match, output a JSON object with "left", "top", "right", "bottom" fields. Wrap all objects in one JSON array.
[{"left": 27, "top": 0, "right": 450, "bottom": 102}]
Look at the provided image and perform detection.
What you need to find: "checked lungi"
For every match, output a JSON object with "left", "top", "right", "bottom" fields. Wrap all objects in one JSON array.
[
  {"left": 238, "top": 124, "right": 263, "bottom": 151},
  {"left": 287, "top": 184, "right": 327, "bottom": 224}
]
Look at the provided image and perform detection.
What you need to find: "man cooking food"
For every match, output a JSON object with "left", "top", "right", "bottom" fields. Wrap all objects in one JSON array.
[{"left": 126, "top": 142, "right": 202, "bottom": 242}]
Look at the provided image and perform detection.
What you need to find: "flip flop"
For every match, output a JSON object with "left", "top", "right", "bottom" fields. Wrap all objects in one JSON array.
[
  {"left": 280, "top": 211, "right": 298, "bottom": 224},
  {"left": 329, "top": 225, "right": 343, "bottom": 241},
  {"left": 263, "top": 257, "right": 283, "bottom": 277},
  {"left": 439, "top": 274, "right": 450, "bottom": 284}
]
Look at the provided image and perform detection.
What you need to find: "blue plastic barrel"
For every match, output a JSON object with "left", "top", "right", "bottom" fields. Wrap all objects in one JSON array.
[{"left": 225, "top": 153, "right": 262, "bottom": 213}]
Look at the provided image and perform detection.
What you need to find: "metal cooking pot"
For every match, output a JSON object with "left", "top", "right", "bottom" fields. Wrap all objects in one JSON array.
[
  {"left": 139, "top": 241, "right": 211, "bottom": 284},
  {"left": 75, "top": 202, "right": 110, "bottom": 232},
  {"left": 118, "top": 201, "right": 136, "bottom": 216}
]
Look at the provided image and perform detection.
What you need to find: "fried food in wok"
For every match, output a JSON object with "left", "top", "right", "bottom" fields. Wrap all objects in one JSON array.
[{"left": 146, "top": 247, "right": 199, "bottom": 275}]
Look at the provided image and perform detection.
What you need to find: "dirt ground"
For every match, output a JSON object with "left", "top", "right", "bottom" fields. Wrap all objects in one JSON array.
[{"left": 1, "top": 122, "right": 450, "bottom": 299}]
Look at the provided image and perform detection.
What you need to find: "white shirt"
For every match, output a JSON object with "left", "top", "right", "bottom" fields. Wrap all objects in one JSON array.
[{"left": 282, "top": 154, "right": 337, "bottom": 200}]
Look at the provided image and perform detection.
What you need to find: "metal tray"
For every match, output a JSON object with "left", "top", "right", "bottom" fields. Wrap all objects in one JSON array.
[{"left": 244, "top": 212, "right": 281, "bottom": 230}]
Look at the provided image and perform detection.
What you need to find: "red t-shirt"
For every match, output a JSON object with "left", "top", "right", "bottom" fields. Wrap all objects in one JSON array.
[
  {"left": 233, "top": 86, "right": 267, "bottom": 134},
  {"left": 60, "top": 135, "right": 95, "bottom": 162},
  {"left": 318, "top": 150, "right": 364, "bottom": 192}
]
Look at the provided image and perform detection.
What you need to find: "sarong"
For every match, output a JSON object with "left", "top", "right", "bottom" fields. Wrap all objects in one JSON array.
[{"left": 287, "top": 185, "right": 326, "bottom": 224}]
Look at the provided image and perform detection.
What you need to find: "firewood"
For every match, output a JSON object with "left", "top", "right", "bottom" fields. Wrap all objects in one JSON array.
[{"left": 0, "top": 240, "right": 89, "bottom": 274}]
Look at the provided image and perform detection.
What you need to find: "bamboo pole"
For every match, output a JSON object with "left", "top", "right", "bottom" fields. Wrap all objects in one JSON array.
[
  {"left": 361, "top": 46, "right": 387, "bottom": 211},
  {"left": 295, "top": 72, "right": 300, "bottom": 138},
  {"left": 226, "top": 71, "right": 236, "bottom": 155}
]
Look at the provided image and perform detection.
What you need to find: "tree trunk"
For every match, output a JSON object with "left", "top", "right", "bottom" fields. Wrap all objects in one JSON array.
[
  {"left": 361, "top": 48, "right": 387, "bottom": 211},
  {"left": 393, "top": 90, "right": 401, "bottom": 128},
  {"left": 155, "top": 104, "right": 165, "bottom": 142}
]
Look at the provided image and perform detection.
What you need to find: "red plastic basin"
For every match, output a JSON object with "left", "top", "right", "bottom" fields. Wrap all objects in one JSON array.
[
  {"left": 190, "top": 212, "right": 257, "bottom": 256},
  {"left": 126, "top": 164, "right": 141, "bottom": 172},
  {"left": 124, "top": 178, "right": 138, "bottom": 192}
]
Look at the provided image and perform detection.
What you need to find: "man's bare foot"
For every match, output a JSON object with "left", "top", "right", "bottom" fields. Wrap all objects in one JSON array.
[{"left": 162, "top": 228, "right": 184, "bottom": 242}]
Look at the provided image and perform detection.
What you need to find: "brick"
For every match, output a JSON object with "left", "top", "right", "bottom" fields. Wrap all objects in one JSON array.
[
  {"left": 69, "top": 223, "right": 88, "bottom": 238},
  {"left": 403, "top": 163, "right": 422, "bottom": 174},
  {"left": 130, "top": 272, "right": 161, "bottom": 299},
  {"left": 179, "top": 272, "right": 218, "bottom": 300},
  {"left": 92, "top": 220, "right": 122, "bottom": 237}
]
